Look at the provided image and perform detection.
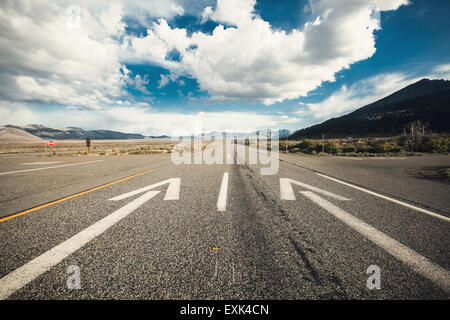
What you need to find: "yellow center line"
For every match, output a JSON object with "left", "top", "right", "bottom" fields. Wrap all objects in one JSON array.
[{"left": 0, "top": 168, "right": 155, "bottom": 223}]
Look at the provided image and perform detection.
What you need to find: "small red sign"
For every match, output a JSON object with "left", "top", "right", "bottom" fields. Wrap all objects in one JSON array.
[{"left": 48, "top": 140, "right": 55, "bottom": 146}]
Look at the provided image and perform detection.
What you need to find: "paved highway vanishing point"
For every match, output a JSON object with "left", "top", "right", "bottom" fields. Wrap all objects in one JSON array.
[{"left": 0, "top": 145, "right": 449, "bottom": 299}]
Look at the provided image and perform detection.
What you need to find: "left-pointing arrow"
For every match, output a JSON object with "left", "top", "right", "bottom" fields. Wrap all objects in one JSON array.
[
  {"left": 108, "top": 178, "right": 180, "bottom": 201},
  {"left": 0, "top": 179, "right": 180, "bottom": 300}
]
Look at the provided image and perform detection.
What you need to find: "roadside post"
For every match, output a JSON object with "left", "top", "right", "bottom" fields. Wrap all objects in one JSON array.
[
  {"left": 322, "top": 134, "right": 325, "bottom": 153},
  {"left": 86, "top": 137, "right": 91, "bottom": 153},
  {"left": 286, "top": 136, "right": 288, "bottom": 153}
]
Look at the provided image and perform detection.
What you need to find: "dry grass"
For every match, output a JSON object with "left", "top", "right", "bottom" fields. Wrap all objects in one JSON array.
[
  {"left": 0, "top": 139, "right": 176, "bottom": 157},
  {"left": 280, "top": 135, "right": 450, "bottom": 156}
]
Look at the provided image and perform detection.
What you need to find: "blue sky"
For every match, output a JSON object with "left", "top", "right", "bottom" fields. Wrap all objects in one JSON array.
[{"left": 0, "top": 0, "right": 449, "bottom": 136}]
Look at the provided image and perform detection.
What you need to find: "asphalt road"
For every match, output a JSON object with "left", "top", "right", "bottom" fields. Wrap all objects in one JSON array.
[{"left": 0, "top": 147, "right": 449, "bottom": 299}]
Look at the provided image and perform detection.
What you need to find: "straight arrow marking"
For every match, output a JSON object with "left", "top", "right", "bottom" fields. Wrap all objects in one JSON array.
[{"left": 280, "top": 178, "right": 350, "bottom": 201}]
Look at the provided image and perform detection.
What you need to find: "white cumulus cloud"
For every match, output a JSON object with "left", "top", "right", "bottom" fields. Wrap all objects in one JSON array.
[
  {"left": 0, "top": 100, "right": 298, "bottom": 136},
  {"left": 299, "top": 61, "right": 450, "bottom": 121},
  {"left": 158, "top": 73, "right": 177, "bottom": 89},
  {"left": 0, "top": 0, "right": 186, "bottom": 109},
  {"left": 0, "top": 0, "right": 414, "bottom": 133},
  {"left": 299, "top": 73, "right": 421, "bottom": 120},
  {"left": 129, "top": 0, "right": 409, "bottom": 105}
]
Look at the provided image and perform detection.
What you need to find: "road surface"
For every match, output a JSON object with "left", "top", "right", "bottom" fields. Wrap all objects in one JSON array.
[{"left": 0, "top": 148, "right": 449, "bottom": 299}]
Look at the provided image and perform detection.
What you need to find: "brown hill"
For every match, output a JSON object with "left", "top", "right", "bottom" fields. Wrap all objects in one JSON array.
[
  {"left": 0, "top": 127, "right": 44, "bottom": 142},
  {"left": 291, "top": 78, "right": 450, "bottom": 139}
]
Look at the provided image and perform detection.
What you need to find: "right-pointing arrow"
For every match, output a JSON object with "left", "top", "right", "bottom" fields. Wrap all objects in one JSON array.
[
  {"left": 280, "top": 178, "right": 350, "bottom": 201},
  {"left": 109, "top": 178, "right": 180, "bottom": 201}
]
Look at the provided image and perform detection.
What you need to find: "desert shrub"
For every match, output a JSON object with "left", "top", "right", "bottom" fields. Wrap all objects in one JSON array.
[
  {"left": 297, "top": 139, "right": 320, "bottom": 154},
  {"left": 431, "top": 137, "right": 449, "bottom": 152},
  {"left": 356, "top": 143, "right": 369, "bottom": 153},
  {"left": 396, "top": 135, "right": 409, "bottom": 148},
  {"left": 438, "top": 167, "right": 450, "bottom": 179},
  {"left": 375, "top": 141, "right": 400, "bottom": 153},
  {"left": 324, "top": 141, "right": 341, "bottom": 154},
  {"left": 433, "top": 137, "right": 447, "bottom": 152},
  {"left": 342, "top": 143, "right": 357, "bottom": 153},
  {"left": 417, "top": 136, "right": 432, "bottom": 152},
  {"left": 282, "top": 135, "right": 447, "bottom": 156},
  {"left": 415, "top": 136, "right": 449, "bottom": 153},
  {"left": 365, "top": 145, "right": 378, "bottom": 153}
]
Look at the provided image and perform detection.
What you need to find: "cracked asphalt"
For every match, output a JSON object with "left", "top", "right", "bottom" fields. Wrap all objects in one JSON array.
[{"left": 0, "top": 149, "right": 449, "bottom": 299}]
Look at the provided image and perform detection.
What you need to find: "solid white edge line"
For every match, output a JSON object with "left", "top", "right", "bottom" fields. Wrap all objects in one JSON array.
[
  {"left": 0, "top": 160, "right": 104, "bottom": 175},
  {"left": 0, "top": 189, "right": 161, "bottom": 300},
  {"left": 301, "top": 191, "right": 450, "bottom": 293},
  {"left": 316, "top": 172, "right": 450, "bottom": 223},
  {"left": 217, "top": 172, "right": 229, "bottom": 212}
]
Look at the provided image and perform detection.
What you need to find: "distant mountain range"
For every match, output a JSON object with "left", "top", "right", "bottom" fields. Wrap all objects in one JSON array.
[
  {"left": 0, "top": 124, "right": 289, "bottom": 142},
  {"left": 3, "top": 79, "right": 449, "bottom": 142},
  {"left": 290, "top": 78, "right": 450, "bottom": 139},
  {"left": 3, "top": 124, "right": 146, "bottom": 140},
  {"left": 200, "top": 129, "right": 291, "bottom": 138}
]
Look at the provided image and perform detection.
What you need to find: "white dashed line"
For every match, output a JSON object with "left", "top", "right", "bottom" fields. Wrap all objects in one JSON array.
[{"left": 217, "top": 172, "right": 229, "bottom": 211}]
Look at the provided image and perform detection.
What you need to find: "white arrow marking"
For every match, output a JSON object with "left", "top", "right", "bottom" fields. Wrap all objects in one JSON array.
[
  {"left": 280, "top": 178, "right": 350, "bottom": 201},
  {"left": 0, "top": 189, "right": 161, "bottom": 300},
  {"left": 109, "top": 178, "right": 180, "bottom": 201},
  {"left": 217, "top": 172, "right": 229, "bottom": 211},
  {"left": 302, "top": 191, "right": 450, "bottom": 292}
]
